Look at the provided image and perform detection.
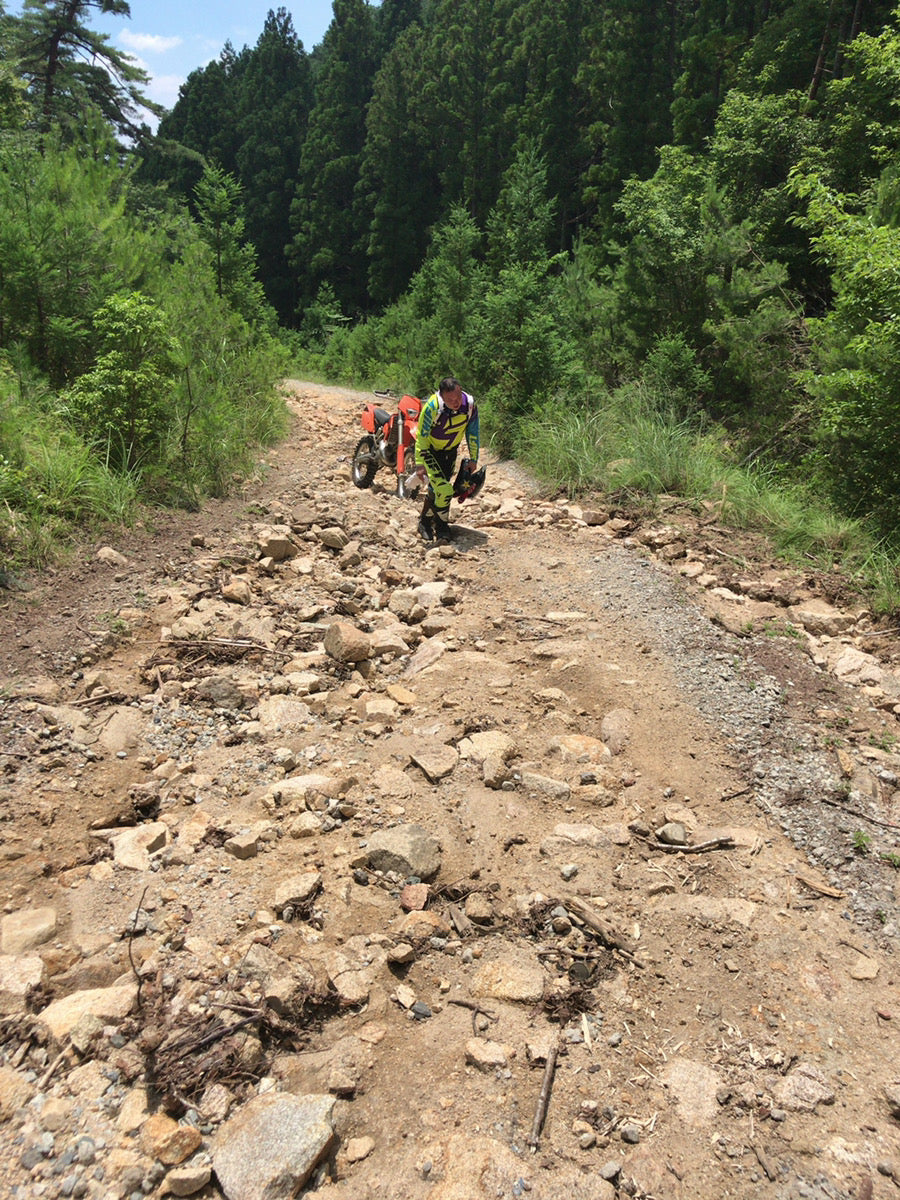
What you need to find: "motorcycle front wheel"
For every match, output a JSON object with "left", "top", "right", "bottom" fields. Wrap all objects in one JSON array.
[{"left": 351, "top": 436, "right": 378, "bottom": 488}]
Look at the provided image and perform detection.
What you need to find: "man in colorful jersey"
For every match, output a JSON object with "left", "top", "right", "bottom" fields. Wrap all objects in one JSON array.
[{"left": 415, "top": 376, "right": 480, "bottom": 542}]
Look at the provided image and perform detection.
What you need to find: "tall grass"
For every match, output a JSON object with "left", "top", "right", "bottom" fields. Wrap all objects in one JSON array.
[
  {"left": 511, "top": 382, "right": 900, "bottom": 613},
  {"left": 0, "top": 387, "right": 139, "bottom": 570}
]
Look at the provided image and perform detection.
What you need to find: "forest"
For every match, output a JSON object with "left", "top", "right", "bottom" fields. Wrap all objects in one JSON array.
[{"left": 3, "top": 0, "right": 900, "bottom": 605}]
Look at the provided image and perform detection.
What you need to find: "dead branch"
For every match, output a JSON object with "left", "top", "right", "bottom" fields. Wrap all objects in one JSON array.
[
  {"left": 818, "top": 794, "right": 900, "bottom": 831},
  {"left": 128, "top": 887, "right": 149, "bottom": 1008},
  {"left": 750, "top": 1141, "right": 778, "bottom": 1182},
  {"left": 38, "top": 1042, "right": 71, "bottom": 1090},
  {"left": 71, "top": 691, "right": 129, "bottom": 708},
  {"left": 719, "top": 786, "right": 753, "bottom": 801},
  {"left": 647, "top": 835, "right": 736, "bottom": 854},
  {"left": 158, "top": 1013, "right": 261, "bottom": 1061},
  {"left": 564, "top": 896, "right": 640, "bottom": 964},
  {"left": 527, "top": 1037, "right": 560, "bottom": 1150},
  {"left": 795, "top": 871, "right": 844, "bottom": 899},
  {"left": 448, "top": 998, "right": 498, "bottom": 1034},
  {"left": 446, "top": 903, "right": 476, "bottom": 938}
]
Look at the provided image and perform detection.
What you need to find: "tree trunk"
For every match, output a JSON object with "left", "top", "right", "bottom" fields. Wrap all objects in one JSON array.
[{"left": 809, "top": 0, "right": 837, "bottom": 101}]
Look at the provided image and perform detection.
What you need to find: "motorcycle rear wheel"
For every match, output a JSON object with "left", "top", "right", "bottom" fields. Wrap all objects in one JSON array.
[{"left": 351, "top": 436, "right": 378, "bottom": 488}]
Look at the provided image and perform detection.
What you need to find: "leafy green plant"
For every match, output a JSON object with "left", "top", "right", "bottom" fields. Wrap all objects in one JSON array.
[
  {"left": 67, "top": 291, "right": 179, "bottom": 472},
  {"left": 880, "top": 851, "right": 900, "bottom": 869},
  {"left": 851, "top": 830, "right": 872, "bottom": 855}
]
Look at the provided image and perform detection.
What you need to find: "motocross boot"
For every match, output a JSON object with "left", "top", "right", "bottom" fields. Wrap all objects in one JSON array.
[
  {"left": 432, "top": 512, "right": 456, "bottom": 541},
  {"left": 417, "top": 514, "right": 434, "bottom": 542}
]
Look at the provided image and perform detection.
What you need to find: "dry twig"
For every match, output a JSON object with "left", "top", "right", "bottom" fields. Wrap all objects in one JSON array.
[
  {"left": 526, "top": 1038, "right": 560, "bottom": 1150},
  {"left": 647, "top": 835, "right": 736, "bottom": 854}
]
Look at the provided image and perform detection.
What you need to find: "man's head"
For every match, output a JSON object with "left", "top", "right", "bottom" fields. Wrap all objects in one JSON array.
[{"left": 438, "top": 376, "right": 464, "bottom": 410}]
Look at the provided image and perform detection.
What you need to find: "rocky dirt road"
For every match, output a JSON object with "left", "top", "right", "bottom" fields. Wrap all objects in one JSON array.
[{"left": 0, "top": 381, "right": 898, "bottom": 1200}]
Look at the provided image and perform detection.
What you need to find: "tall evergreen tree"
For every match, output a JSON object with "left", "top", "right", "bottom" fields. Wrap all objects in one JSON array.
[
  {"left": 359, "top": 22, "right": 440, "bottom": 308},
  {"left": 372, "top": 0, "right": 421, "bottom": 58},
  {"left": 289, "top": 0, "right": 377, "bottom": 315},
  {"left": 579, "top": 0, "right": 687, "bottom": 235},
  {"left": 235, "top": 9, "right": 312, "bottom": 323},
  {"left": 11, "top": 0, "right": 160, "bottom": 140},
  {"left": 193, "top": 162, "right": 270, "bottom": 328},
  {"left": 515, "top": 0, "right": 600, "bottom": 249},
  {"left": 138, "top": 47, "right": 247, "bottom": 197},
  {"left": 672, "top": 0, "right": 772, "bottom": 149}
]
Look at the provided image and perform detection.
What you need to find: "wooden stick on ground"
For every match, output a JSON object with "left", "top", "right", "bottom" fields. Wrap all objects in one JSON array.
[
  {"left": 647, "top": 835, "right": 735, "bottom": 854},
  {"left": 564, "top": 896, "right": 641, "bottom": 965},
  {"left": 526, "top": 1038, "right": 560, "bottom": 1150}
]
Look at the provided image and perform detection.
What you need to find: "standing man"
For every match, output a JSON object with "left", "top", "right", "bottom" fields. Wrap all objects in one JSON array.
[{"left": 415, "top": 376, "right": 480, "bottom": 542}]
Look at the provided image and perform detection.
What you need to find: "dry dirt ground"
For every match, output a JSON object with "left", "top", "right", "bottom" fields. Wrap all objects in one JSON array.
[{"left": 0, "top": 381, "right": 898, "bottom": 1200}]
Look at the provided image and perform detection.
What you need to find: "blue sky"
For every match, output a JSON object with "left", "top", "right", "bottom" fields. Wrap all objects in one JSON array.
[{"left": 11, "top": 1, "right": 342, "bottom": 112}]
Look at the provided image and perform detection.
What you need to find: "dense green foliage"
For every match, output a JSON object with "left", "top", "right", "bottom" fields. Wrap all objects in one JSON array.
[
  {"left": 0, "top": 3, "right": 290, "bottom": 565},
  {"left": 5, "top": 0, "right": 900, "bottom": 598}
]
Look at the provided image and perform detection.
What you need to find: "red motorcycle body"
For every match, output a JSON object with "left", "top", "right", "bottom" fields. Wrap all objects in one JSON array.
[{"left": 351, "top": 393, "right": 423, "bottom": 497}]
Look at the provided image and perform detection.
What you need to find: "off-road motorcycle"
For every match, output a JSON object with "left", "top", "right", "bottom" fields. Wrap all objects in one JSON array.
[{"left": 350, "top": 390, "right": 423, "bottom": 499}]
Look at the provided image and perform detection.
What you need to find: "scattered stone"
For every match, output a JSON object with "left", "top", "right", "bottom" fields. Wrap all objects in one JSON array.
[
  {"left": 225, "top": 830, "right": 260, "bottom": 859},
  {"left": 273, "top": 871, "right": 323, "bottom": 915},
  {"left": 345, "top": 1136, "right": 375, "bottom": 1163},
  {"left": 324, "top": 621, "right": 371, "bottom": 663},
  {"left": 411, "top": 741, "right": 459, "bottom": 782},
  {"left": 194, "top": 673, "right": 248, "bottom": 708},
  {"left": 255, "top": 525, "right": 298, "bottom": 561},
  {"left": 141, "top": 1112, "right": 203, "bottom": 1165},
  {"left": 550, "top": 734, "right": 611, "bottom": 764},
  {"left": 457, "top": 730, "right": 517, "bottom": 763},
  {"left": 109, "top": 821, "right": 168, "bottom": 870},
  {"left": 600, "top": 707, "right": 633, "bottom": 754},
  {"left": 400, "top": 883, "right": 430, "bottom": 911},
  {"left": 471, "top": 957, "right": 545, "bottom": 1004},
  {"left": 465, "top": 1039, "right": 509, "bottom": 1071},
  {"left": 353, "top": 823, "right": 442, "bottom": 881},
  {"left": 463, "top": 892, "right": 493, "bottom": 924},
  {"left": 318, "top": 527, "right": 349, "bottom": 550},
  {"left": 662, "top": 1057, "right": 724, "bottom": 1126},
  {"left": 222, "top": 577, "right": 253, "bottom": 605},
  {"left": 211, "top": 1092, "right": 336, "bottom": 1200},
  {"left": 656, "top": 821, "right": 688, "bottom": 846},
  {"left": 426, "top": 1133, "right": 534, "bottom": 1199},
  {"left": 520, "top": 770, "right": 571, "bottom": 801},
  {"left": 396, "top": 909, "right": 452, "bottom": 940},
  {"left": 884, "top": 1082, "right": 900, "bottom": 1119},
  {"left": 387, "top": 942, "right": 416, "bottom": 965},
  {"left": 161, "top": 1164, "right": 213, "bottom": 1196},
  {"left": 1, "top": 907, "right": 57, "bottom": 955},
  {"left": 772, "top": 1063, "right": 836, "bottom": 1112},
  {"left": 0, "top": 1065, "right": 32, "bottom": 1121},
  {"left": 0, "top": 953, "right": 45, "bottom": 1011},
  {"left": 37, "top": 982, "right": 138, "bottom": 1041}
]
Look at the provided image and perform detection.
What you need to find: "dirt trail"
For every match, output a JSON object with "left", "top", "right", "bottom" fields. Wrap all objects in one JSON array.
[{"left": 0, "top": 381, "right": 898, "bottom": 1200}]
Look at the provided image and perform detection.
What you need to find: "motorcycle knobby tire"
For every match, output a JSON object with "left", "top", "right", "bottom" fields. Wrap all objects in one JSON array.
[{"left": 351, "top": 436, "right": 378, "bottom": 488}]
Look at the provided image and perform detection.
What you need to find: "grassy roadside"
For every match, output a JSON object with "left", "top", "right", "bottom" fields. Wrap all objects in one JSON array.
[
  {"left": 4, "top": 366, "right": 900, "bottom": 617},
  {"left": 511, "top": 388, "right": 900, "bottom": 616}
]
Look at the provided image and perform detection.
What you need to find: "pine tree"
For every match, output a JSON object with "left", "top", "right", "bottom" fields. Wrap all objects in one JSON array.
[{"left": 11, "top": 0, "right": 161, "bottom": 141}]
